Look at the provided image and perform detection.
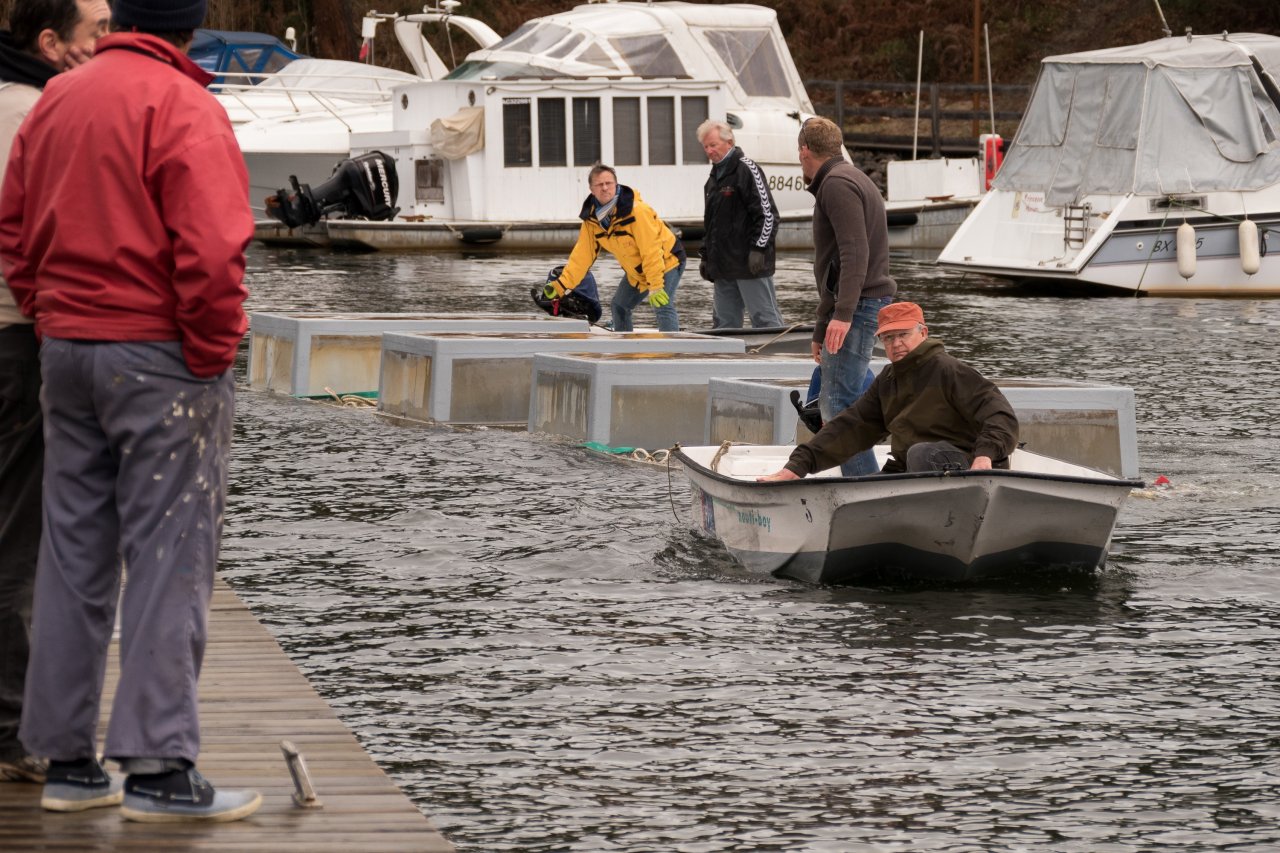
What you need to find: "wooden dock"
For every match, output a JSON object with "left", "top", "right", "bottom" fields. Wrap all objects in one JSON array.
[{"left": 0, "top": 579, "right": 454, "bottom": 852}]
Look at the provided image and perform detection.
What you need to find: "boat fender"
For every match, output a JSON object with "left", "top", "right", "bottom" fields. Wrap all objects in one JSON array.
[
  {"left": 1239, "top": 219, "right": 1260, "bottom": 275},
  {"left": 1176, "top": 222, "right": 1196, "bottom": 279}
]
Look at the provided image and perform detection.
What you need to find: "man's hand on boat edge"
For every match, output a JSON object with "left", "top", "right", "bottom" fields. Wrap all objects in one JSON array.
[{"left": 757, "top": 455, "right": 994, "bottom": 481}]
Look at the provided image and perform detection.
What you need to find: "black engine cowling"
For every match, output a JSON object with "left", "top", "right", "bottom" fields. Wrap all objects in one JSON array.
[{"left": 265, "top": 151, "right": 399, "bottom": 228}]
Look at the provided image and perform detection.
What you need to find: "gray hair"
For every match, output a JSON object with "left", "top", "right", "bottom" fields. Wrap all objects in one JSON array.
[{"left": 695, "top": 119, "right": 734, "bottom": 145}]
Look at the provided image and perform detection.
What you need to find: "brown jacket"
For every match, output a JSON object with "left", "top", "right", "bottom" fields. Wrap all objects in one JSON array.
[
  {"left": 785, "top": 338, "right": 1018, "bottom": 475},
  {"left": 808, "top": 157, "right": 896, "bottom": 343}
]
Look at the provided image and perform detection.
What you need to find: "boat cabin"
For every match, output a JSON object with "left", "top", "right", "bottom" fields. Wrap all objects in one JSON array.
[{"left": 995, "top": 33, "right": 1280, "bottom": 208}]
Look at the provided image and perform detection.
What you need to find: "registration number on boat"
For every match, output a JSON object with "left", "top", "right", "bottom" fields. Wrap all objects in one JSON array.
[{"left": 767, "top": 174, "right": 807, "bottom": 192}]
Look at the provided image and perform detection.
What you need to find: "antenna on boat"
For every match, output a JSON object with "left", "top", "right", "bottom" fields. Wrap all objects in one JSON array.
[
  {"left": 984, "top": 23, "right": 995, "bottom": 137},
  {"left": 1152, "top": 0, "right": 1172, "bottom": 38},
  {"left": 912, "top": 30, "right": 923, "bottom": 161}
]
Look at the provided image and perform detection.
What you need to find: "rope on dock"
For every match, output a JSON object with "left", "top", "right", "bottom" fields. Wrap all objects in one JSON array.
[{"left": 323, "top": 387, "right": 378, "bottom": 408}]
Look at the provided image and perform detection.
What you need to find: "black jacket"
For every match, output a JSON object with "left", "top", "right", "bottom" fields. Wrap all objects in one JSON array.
[
  {"left": 700, "top": 147, "right": 778, "bottom": 280},
  {"left": 0, "top": 31, "right": 57, "bottom": 88},
  {"left": 785, "top": 338, "right": 1018, "bottom": 475}
]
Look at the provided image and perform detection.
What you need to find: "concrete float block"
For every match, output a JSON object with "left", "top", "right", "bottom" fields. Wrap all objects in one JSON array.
[
  {"left": 248, "top": 311, "right": 588, "bottom": 397},
  {"left": 378, "top": 331, "right": 745, "bottom": 425},
  {"left": 530, "top": 351, "right": 816, "bottom": 449},
  {"left": 992, "top": 378, "right": 1139, "bottom": 478},
  {"left": 707, "top": 375, "right": 1139, "bottom": 477}
]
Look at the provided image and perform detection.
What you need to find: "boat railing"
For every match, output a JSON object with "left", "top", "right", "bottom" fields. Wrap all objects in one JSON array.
[{"left": 806, "top": 78, "right": 1030, "bottom": 157}]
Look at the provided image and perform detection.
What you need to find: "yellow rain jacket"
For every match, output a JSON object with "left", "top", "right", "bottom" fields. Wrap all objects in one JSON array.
[{"left": 555, "top": 186, "right": 683, "bottom": 295}]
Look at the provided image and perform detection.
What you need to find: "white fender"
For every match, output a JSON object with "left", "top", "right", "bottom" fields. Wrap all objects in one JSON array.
[
  {"left": 1176, "top": 222, "right": 1196, "bottom": 280},
  {"left": 1239, "top": 219, "right": 1260, "bottom": 275}
]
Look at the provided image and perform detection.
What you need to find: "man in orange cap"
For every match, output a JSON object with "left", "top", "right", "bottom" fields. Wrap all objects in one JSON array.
[{"left": 761, "top": 302, "right": 1018, "bottom": 480}]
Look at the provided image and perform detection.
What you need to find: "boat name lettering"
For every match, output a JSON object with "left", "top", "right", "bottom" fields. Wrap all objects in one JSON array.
[
  {"left": 1151, "top": 236, "right": 1202, "bottom": 254},
  {"left": 734, "top": 507, "right": 771, "bottom": 532},
  {"left": 503, "top": 97, "right": 530, "bottom": 105},
  {"left": 705, "top": 494, "right": 772, "bottom": 533},
  {"left": 767, "top": 174, "right": 806, "bottom": 193}
]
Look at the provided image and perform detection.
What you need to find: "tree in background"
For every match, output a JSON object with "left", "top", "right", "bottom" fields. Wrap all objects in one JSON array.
[{"left": 0, "top": 0, "right": 1277, "bottom": 83}]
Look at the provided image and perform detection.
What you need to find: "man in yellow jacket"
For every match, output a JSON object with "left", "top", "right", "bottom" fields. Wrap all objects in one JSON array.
[{"left": 544, "top": 164, "right": 686, "bottom": 331}]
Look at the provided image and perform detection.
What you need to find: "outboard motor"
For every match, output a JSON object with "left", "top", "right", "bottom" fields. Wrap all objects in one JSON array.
[
  {"left": 530, "top": 266, "right": 603, "bottom": 324},
  {"left": 265, "top": 151, "right": 399, "bottom": 228}
]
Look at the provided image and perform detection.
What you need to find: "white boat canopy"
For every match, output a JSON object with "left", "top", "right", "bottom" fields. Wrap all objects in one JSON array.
[
  {"left": 995, "top": 33, "right": 1280, "bottom": 206},
  {"left": 442, "top": 1, "right": 812, "bottom": 112}
]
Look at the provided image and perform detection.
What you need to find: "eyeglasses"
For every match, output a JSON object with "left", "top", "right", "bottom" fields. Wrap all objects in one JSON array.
[{"left": 878, "top": 326, "right": 922, "bottom": 345}]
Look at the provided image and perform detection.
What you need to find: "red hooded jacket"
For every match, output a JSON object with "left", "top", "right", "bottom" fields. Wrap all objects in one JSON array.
[{"left": 0, "top": 33, "right": 252, "bottom": 377}]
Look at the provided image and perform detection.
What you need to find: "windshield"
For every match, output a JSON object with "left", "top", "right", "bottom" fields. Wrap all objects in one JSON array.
[{"left": 446, "top": 61, "right": 570, "bottom": 81}]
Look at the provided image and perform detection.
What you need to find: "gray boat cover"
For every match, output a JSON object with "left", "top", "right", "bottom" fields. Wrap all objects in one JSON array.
[{"left": 994, "top": 33, "right": 1280, "bottom": 206}]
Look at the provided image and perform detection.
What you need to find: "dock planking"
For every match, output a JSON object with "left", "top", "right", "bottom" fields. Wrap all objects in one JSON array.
[{"left": 0, "top": 579, "right": 453, "bottom": 852}]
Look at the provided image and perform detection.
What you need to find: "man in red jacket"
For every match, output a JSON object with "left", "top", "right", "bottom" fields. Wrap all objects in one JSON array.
[{"left": 0, "top": 0, "right": 260, "bottom": 823}]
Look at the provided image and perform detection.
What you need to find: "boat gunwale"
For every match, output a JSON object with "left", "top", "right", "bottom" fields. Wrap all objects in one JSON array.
[{"left": 671, "top": 448, "right": 1145, "bottom": 491}]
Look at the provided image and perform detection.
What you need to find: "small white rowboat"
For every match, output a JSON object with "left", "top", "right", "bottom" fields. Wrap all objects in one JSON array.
[{"left": 674, "top": 444, "right": 1144, "bottom": 585}]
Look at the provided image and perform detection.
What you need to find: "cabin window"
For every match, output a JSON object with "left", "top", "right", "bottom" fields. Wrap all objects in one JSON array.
[
  {"left": 496, "top": 23, "right": 571, "bottom": 56},
  {"left": 414, "top": 159, "right": 443, "bottom": 204},
  {"left": 648, "top": 97, "right": 676, "bottom": 165},
  {"left": 610, "top": 35, "right": 688, "bottom": 79},
  {"left": 539, "top": 98, "right": 567, "bottom": 167},
  {"left": 573, "top": 97, "right": 602, "bottom": 166},
  {"left": 503, "top": 99, "right": 532, "bottom": 167},
  {"left": 702, "top": 29, "right": 791, "bottom": 98},
  {"left": 548, "top": 34, "right": 586, "bottom": 60},
  {"left": 1017, "top": 64, "right": 1074, "bottom": 147},
  {"left": 1096, "top": 70, "right": 1142, "bottom": 149},
  {"left": 491, "top": 22, "right": 536, "bottom": 50},
  {"left": 614, "top": 97, "right": 642, "bottom": 165},
  {"left": 681, "top": 96, "right": 709, "bottom": 164},
  {"left": 577, "top": 43, "right": 620, "bottom": 74}
]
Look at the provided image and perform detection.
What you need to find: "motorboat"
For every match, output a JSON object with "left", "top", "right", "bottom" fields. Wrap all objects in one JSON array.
[
  {"left": 215, "top": 7, "right": 502, "bottom": 214},
  {"left": 257, "top": 1, "right": 822, "bottom": 250},
  {"left": 883, "top": 139, "right": 998, "bottom": 252},
  {"left": 937, "top": 32, "right": 1280, "bottom": 295},
  {"left": 190, "top": 29, "right": 301, "bottom": 88},
  {"left": 674, "top": 443, "right": 1142, "bottom": 585}
]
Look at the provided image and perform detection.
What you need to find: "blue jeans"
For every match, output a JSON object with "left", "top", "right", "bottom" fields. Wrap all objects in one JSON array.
[
  {"left": 611, "top": 259, "right": 684, "bottom": 332},
  {"left": 820, "top": 295, "right": 892, "bottom": 476}
]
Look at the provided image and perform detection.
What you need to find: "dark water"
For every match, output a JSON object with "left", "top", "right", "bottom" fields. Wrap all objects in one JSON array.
[{"left": 223, "top": 245, "right": 1280, "bottom": 851}]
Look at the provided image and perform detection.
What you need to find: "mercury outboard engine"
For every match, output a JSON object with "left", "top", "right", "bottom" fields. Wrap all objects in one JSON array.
[{"left": 264, "top": 151, "right": 399, "bottom": 228}]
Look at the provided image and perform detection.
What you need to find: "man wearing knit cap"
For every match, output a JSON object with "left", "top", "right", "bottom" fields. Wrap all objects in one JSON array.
[
  {"left": 760, "top": 302, "right": 1018, "bottom": 481},
  {"left": 0, "top": 0, "right": 261, "bottom": 823}
]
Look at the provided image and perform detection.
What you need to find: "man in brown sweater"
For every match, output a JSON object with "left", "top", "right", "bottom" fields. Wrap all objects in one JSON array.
[
  {"left": 798, "top": 116, "right": 897, "bottom": 476},
  {"left": 761, "top": 302, "right": 1018, "bottom": 480}
]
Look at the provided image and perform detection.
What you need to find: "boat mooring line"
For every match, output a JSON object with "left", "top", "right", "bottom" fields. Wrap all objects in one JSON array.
[
  {"left": 1134, "top": 202, "right": 1175, "bottom": 297},
  {"left": 747, "top": 322, "right": 805, "bottom": 354},
  {"left": 667, "top": 444, "right": 683, "bottom": 522}
]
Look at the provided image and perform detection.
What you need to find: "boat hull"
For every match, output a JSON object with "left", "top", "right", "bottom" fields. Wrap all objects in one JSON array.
[
  {"left": 255, "top": 213, "right": 817, "bottom": 252},
  {"left": 676, "top": 445, "right": 1140, "bottom": 585}
]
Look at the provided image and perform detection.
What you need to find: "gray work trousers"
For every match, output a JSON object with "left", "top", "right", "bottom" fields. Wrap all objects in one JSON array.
[
  {"left": 905, "top": 441, "right": 970, "bottom": 473},
  {"left": 20, "top": 339, "right": 234, "bottom": 766},
  {"left": 711, "top": 277, "right": 783, "bottom": 329}
]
